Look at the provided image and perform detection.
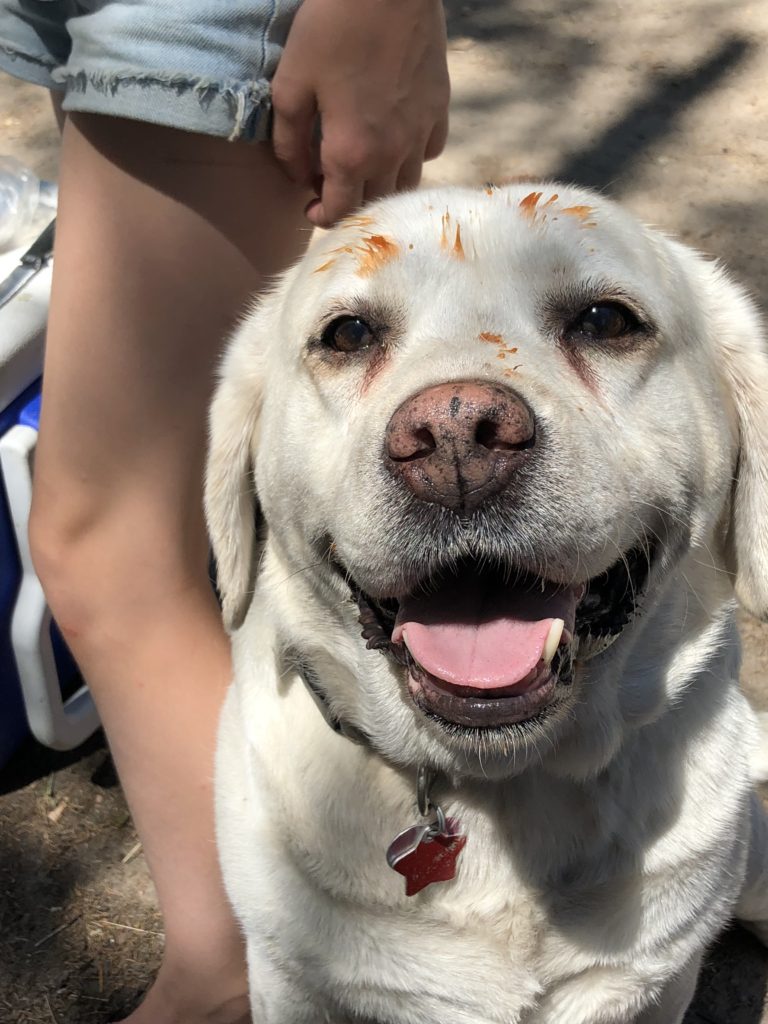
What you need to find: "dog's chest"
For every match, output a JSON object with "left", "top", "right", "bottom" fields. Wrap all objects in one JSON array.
[
  {"left": 277, "top": 811, "right": 553, "bottom": 1022},
  {"left": 219, "top": 674, "right": 750, "bottom": 1024},
  {"left": 255, "top": 748, "right": 638, "bottom": 1022}
]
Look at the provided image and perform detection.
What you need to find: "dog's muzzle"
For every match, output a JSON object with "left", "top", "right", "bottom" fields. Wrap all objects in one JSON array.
[{"left": 333, "top": 379, "right": 659, "bottom": 734}]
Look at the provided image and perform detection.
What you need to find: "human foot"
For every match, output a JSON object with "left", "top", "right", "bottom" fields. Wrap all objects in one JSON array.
[{"left": 114, "top": 965, "right": 250, "bottom": 1024}]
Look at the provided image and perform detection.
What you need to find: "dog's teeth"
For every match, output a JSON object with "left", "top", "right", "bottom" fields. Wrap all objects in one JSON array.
[{"left": 543, "top": 619, "right": 565, "bottom": 664}]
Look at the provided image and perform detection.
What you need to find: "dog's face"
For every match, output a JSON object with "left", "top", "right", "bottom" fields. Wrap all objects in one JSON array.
[{"left": 207, "top": 184, "right": 768, "bottom": 780}]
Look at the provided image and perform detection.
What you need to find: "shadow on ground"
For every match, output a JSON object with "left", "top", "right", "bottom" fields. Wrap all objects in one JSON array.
[
  {"left": 550, "top": 36, "right": 751, "bottom": 192},
  {"left": 444, "top": 0, "right": 755, "bottom": 187},
  {"left": 0, "top": 734, "right": 160, "bottom": 1024},
  {"left": 686, "top": 927, "right": 768, "bottom": 1024}
]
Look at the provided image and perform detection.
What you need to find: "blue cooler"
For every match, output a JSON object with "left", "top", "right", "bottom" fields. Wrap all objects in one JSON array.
[
  {"left": 0, "top": 237, "right": 99, "bottom": 765},
  {"left": 0, "top": 380, "right": 38, "bottom": 762}
]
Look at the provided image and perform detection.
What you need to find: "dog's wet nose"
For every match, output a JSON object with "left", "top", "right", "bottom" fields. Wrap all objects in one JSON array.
[{"left": 385, "top": 381, "right": 535, "bottom": 512}]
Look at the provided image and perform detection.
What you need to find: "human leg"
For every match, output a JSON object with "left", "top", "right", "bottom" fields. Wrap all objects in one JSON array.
[
  {"left": 736, "top": 790, "right": 768, "bottom": 945},
  {"left": 29, "top": 112, "right": 310, "bottom": 1024}
]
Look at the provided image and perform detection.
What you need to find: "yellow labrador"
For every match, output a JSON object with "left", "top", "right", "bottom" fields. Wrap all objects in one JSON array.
[{"left": 206, "top": 183, "right": 768, "bottom": 1024}]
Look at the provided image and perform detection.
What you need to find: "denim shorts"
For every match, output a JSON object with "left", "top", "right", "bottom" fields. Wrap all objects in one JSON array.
[{"left": 0, "top": 0, "right": 302, "bottom": 141}]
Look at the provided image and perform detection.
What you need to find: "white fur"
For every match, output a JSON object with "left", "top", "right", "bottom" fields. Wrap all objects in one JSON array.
[{"left": 206, "top": 184, "right": 768, "bottom": 1024}]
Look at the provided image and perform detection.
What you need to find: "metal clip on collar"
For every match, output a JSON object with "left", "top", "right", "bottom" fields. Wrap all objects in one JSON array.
[{"left": 417, "top": 765, "right": 446, "bottom": 836}]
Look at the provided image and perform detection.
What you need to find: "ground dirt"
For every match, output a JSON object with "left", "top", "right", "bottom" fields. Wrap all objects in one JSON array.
[{"left": 0, "top": 1, "right": 767, "bottom": 1021}]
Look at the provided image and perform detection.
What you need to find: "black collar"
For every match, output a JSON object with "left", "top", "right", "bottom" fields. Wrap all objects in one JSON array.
[{"left": 296, "top": 658, "right": 369, "bottom": 746}]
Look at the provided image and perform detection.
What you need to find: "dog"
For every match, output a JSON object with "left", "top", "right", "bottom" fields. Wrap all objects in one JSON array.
[{"left": 205, "top": 182, "right": 768, "bottom": 1024}]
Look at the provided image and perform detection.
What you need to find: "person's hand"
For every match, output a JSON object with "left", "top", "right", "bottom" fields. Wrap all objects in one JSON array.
[{"left": 271, "top": 0, "right": 450, "bottom": 227}]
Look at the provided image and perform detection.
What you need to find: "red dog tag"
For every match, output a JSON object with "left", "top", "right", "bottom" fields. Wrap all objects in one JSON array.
[{"left": 387, "top": 818, "right": 466, "bottom": 896}]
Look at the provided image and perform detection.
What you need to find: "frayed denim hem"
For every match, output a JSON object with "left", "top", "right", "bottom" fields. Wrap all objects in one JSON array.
[
  {"left": 0, "top": 40, "right": 60, "bottom": 90},
  {"left": 53, "top": 66, "right": 273, "bottom": 142}
]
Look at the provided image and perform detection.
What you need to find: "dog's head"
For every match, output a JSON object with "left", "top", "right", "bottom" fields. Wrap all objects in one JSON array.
[{"left": 206, "top": 183, "right": 768, "bottom": 780}]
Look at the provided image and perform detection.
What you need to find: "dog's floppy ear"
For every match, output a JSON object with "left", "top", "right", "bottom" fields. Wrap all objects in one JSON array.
[
  {"left": 709, "top": 263, "right": 768, "bottom": 619},
  {"left": 205, "top": 308, "right": 268, "bottom": 633}
]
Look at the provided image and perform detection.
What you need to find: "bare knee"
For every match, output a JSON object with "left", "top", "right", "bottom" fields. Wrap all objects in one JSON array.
[
  {"left": 29, "top": 488, "right": 211, "bottom": 643},
  {"left": 30, "top": 495, "right": 89, "bottom": 630}
]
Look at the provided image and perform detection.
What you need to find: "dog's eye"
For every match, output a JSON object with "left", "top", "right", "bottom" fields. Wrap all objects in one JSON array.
[
  {"left": 568, "top": 303, "right": 637, "bottom": 341},
  {"left": 322, "top": 316, "right": 376, "bottom": 353}
]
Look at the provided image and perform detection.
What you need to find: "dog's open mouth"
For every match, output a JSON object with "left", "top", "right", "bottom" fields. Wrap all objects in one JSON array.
[
  {"left": 392, "top": 566, "right": 581, "bottom": 728},
  {"left": 351, "top": 547, "right": 652, "bottom": 730}
]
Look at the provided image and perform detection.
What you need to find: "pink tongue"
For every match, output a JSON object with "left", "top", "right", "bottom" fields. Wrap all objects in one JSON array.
[{"left": 392, "top": 571, "right": 580, "bottom": 692}]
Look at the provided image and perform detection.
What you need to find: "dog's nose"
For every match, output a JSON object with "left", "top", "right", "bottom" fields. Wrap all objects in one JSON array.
[{"left": 385, "top": 381, "right": 535, "bottom": 512}]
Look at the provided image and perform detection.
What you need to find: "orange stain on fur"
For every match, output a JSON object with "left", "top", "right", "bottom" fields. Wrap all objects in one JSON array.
[
  {"left": 479, "top": 332, "right": 519, "bottom": 359},
  {"left": 316, "top": 234, "right": 400, "bottom": 277},
  {"left": 561, "top": 205, "right": 595, "bottom": 222},
  {"left": 440, "top": 210, "right": 451, "bottom": 249},
  {"left": 515, "top": 193, "right": 595, "bottom": 229},
  {"left": 355, "top": 234, "right": 400, "bottom": 276},
  {"left": 519, "top": 191, "right": 543, "bottom": 218},
  {"left": 439, "top": 212, "right": 467, "bottom": 259},
  {"left": 342, "top": 214, "right": 376, "bottom": 229},
  {"left": 453, "top": 224, "right": 465, "bottom": 259},
  {"left": 314, "top": 244, "right": 356, "bottom": 273}
]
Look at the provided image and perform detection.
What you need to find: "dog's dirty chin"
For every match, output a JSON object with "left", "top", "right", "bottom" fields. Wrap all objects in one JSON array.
[{"left": 406, "top": 660, "right": 560, "bottom": 728}]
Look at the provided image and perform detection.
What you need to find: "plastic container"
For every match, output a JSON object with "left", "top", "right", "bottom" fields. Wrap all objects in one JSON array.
[
  {"left": 0, "top": 234, "right": 98, "bottom": 765},
  {"left": 0, "top": 384, "right": 96, "bottom": 763},
  {"left": 0, "top": 156, "right": 57, "bottom": 251},
  {"left": 0, "top": 381, "right": 37, "bottom": 763}
]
